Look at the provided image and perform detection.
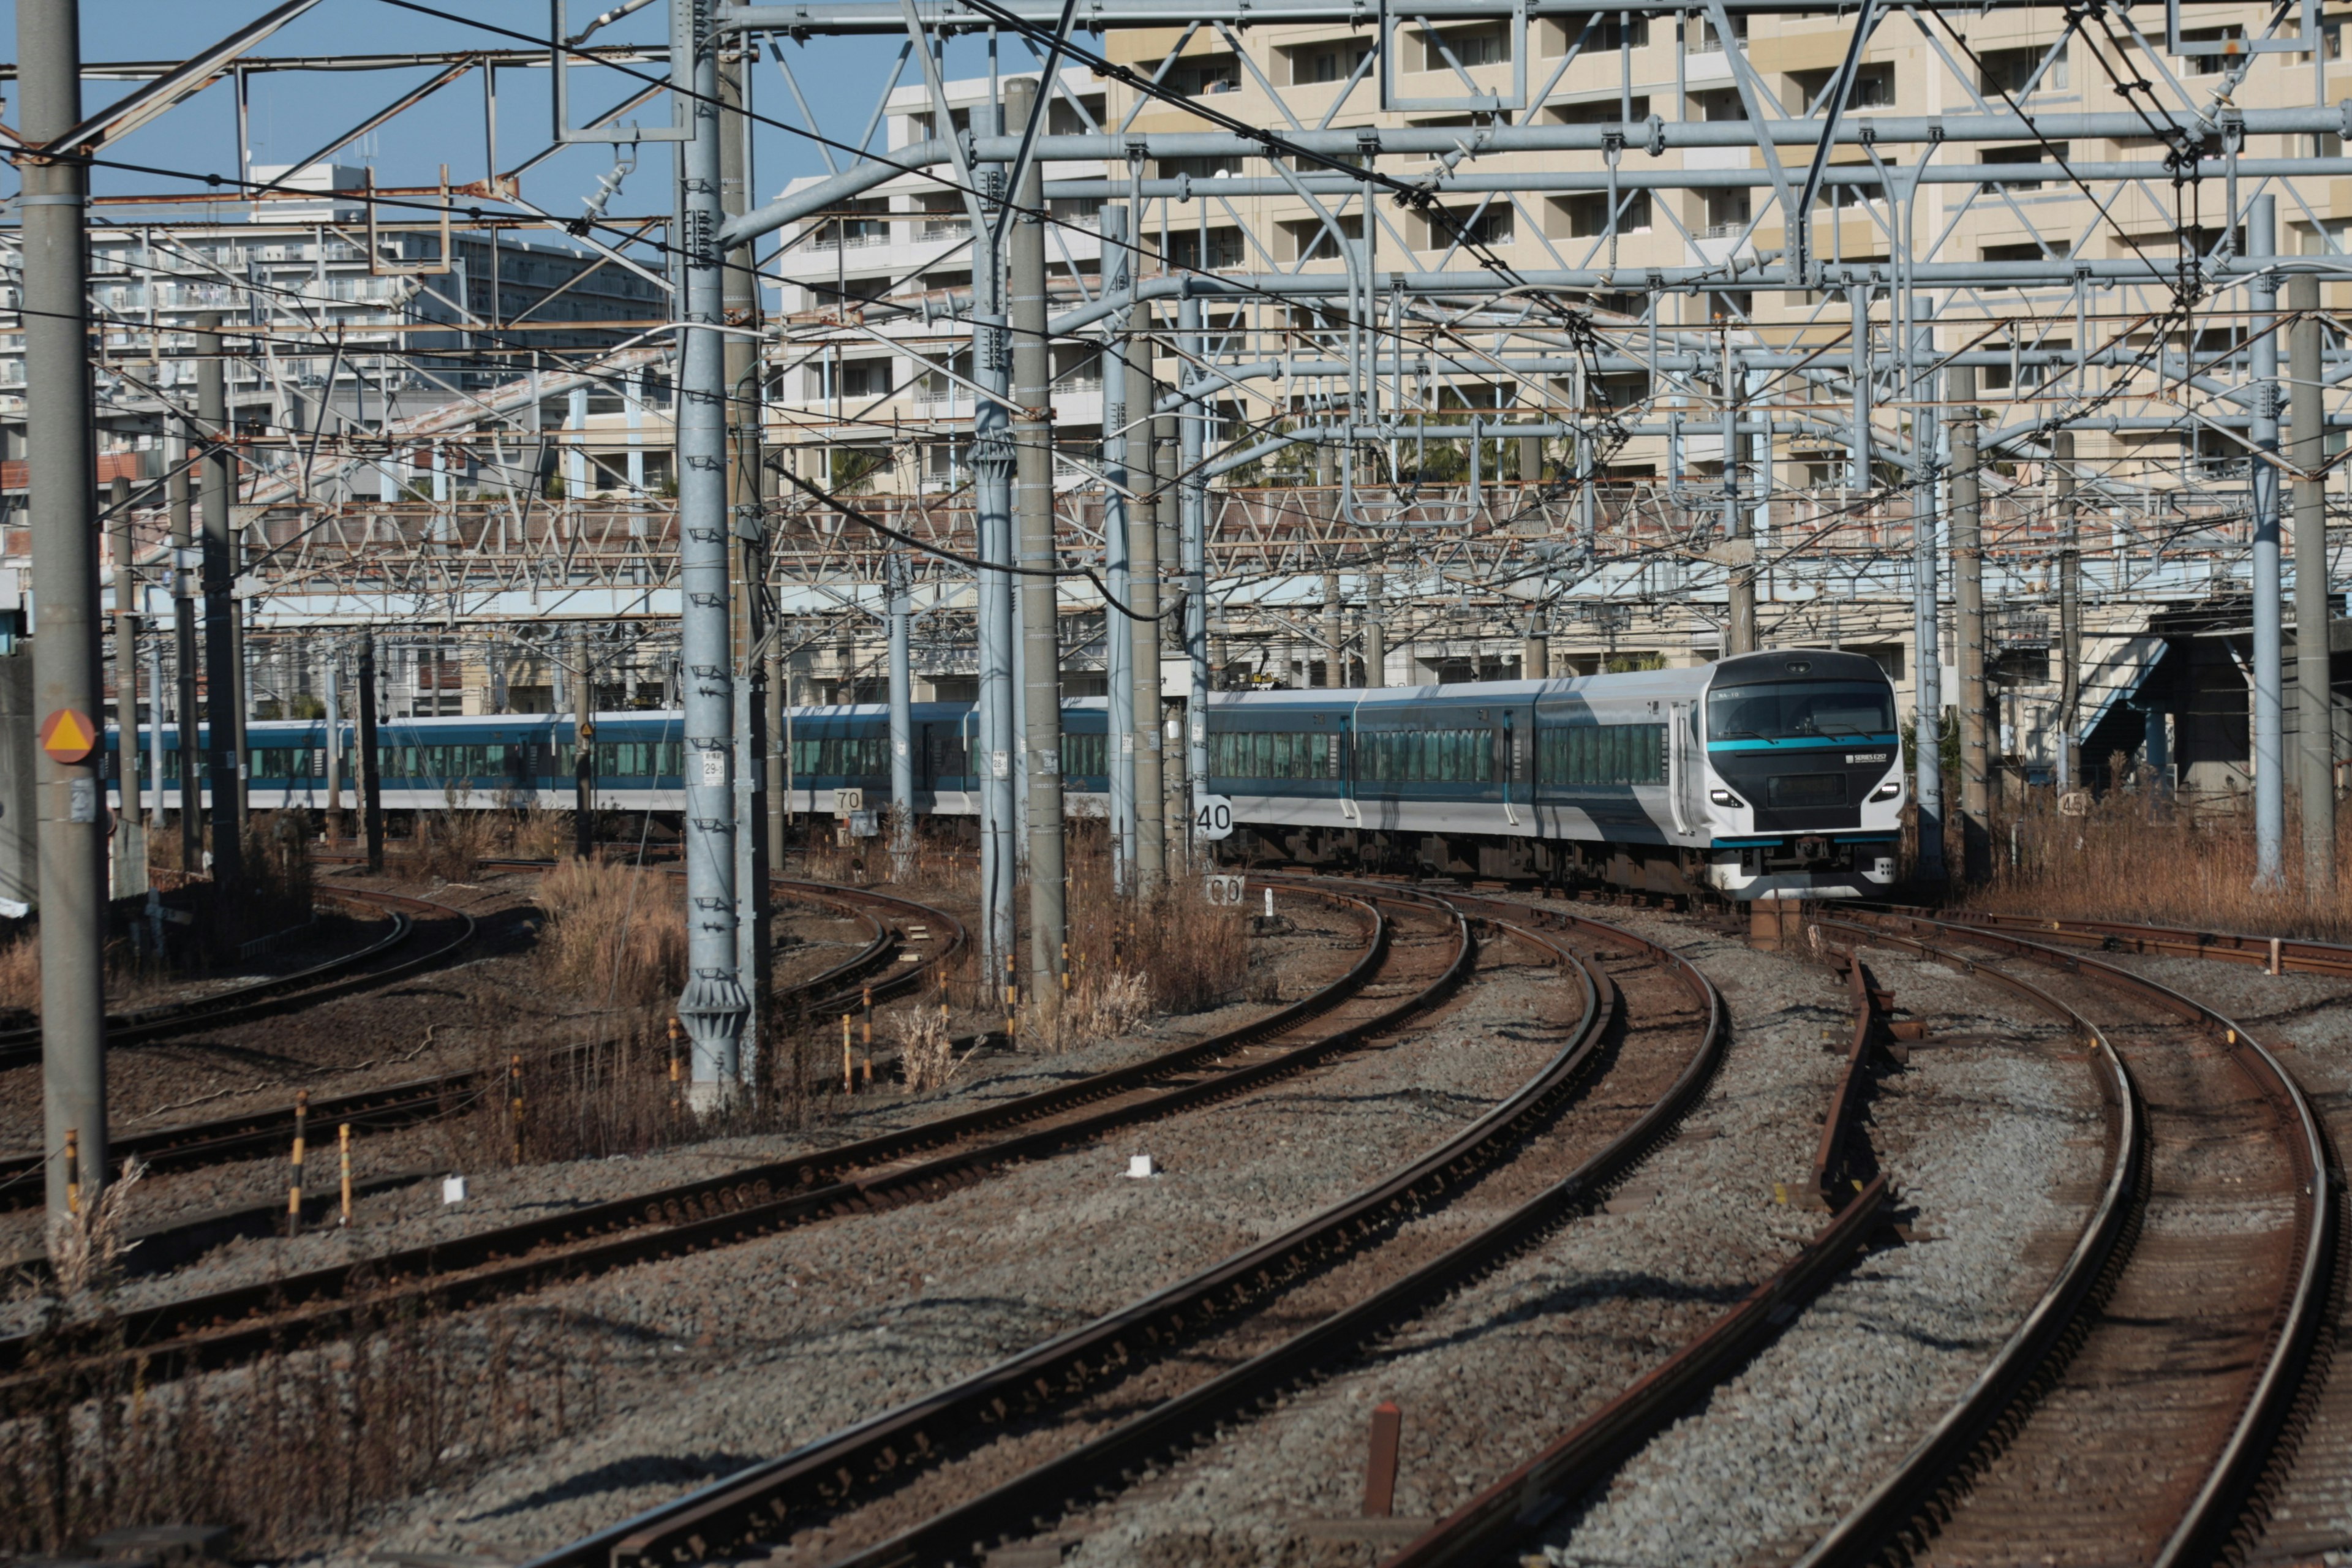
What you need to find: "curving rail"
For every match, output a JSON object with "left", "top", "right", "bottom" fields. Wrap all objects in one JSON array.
[
  {"left": 1795, "top": 910, "right": 2334, "bottom": 1568},
  {"left": 0, "top": 883, "right": 1439, "bottom": 1396}
]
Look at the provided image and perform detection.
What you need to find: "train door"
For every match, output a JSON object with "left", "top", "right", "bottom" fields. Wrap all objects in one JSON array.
[{"left": 1668, "top": 701, "right": 1705, "bottom": 837}]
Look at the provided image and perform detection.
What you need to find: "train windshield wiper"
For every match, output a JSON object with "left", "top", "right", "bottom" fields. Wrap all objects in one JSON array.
[{"left": 1717, "top": 728, "right": 1776, "bottom": 745}]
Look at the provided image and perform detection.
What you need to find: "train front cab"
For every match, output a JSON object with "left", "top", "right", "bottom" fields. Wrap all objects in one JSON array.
[{"left": 1687, "top": 650, "right": 1904, "bottom": 900}]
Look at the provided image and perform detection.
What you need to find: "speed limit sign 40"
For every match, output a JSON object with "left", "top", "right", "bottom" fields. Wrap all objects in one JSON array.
[{"left": 1193, "top": 794, "right": 1235, "bottom": 841}]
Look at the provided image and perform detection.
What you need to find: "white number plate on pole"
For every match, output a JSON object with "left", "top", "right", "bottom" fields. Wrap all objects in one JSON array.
[{"left": 1193, "top": 794, "right": 1234, "bottom": 841}]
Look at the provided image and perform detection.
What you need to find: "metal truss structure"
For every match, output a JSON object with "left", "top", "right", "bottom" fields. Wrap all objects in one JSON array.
[{"left": 13, "top": 0, "right": 2352, "bottom": 1124}]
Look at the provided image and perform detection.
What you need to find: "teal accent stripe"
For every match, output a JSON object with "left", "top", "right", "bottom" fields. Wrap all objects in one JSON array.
[
  {"left": 1706, "top": 734, "right": 1899, "bottom": 753},
  {"left": 1715, "top": 837, "right": 1784, "bottom": 847}
]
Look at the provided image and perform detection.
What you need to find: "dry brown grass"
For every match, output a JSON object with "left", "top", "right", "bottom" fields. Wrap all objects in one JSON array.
[
  {"left": 510, "top": 804, "right": 575, "bottom": 861},
  {"left": 535, "top": 856, "right": 687, "bottom": 1009},
  {"left": 0, "top": 935, "right": 37, "bottom": 1015},
  {"left": 412, "top": 803, "right": 497, "bottom": 884},
  {"left": 1962, "top": 790, "right": 2352, "bottom": 938},
  {"left": 894, "top": 1001, "right": 971, "bottom": 1091}
]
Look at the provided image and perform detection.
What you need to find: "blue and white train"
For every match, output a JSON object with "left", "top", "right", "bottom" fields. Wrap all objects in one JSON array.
[{"left": 102, "top": 649, "right": 1904, "bottom": 900}]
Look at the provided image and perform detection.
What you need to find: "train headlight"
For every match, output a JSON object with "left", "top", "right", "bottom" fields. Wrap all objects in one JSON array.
[
  {"left": 1869, "top": 779, "right": 1902, "bottom": 802},
  {"left": 1708, "top": 788, "right": 1745, "bottom": 807}
]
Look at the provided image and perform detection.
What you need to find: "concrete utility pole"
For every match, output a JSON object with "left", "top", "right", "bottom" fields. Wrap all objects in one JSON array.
[
  {"left": 1363, "top": 570, "right": 1386, "bottom": 688},
  {"left": 1721, "top": 344, "right": 1756, "bottom": 655},
  {"left": 887, "top": 552, "right": 914, "bottom": 877},
  {"left": 1125, "top": 356, "right": 1164, "bottom": 893},
  {"left": 1006, "top": 77, "right": 1066, "bottom": 1000},
  {"left": 766, "top": 638, "right": 786, "bottom": 873},
  {"left": 197, "top": 315, "right": 244, "bottom": 882},
  {"left": 323, "top": 652, "right": 342, "bottom": 844},
  {"left": 109, "top": 476, "right": 146, "bottom": 895},
  {"left": 1322, "top": 570, "right": 1344, "bottom": 687},
  {"left": 572, "top": 624, "right": 594, "bottom": 855},
  {"left": 1950, "top": 365, "right": 1991, "bottom": 883},
  {"left": 1523, "top": 619, "right": 1550, "bottom": 679},
  {"left": 358, "top": 631, "right": 383, "bottom": 872},
  {"left": 1153, "top": 404, "right": 1183, "bottom": 861},
  {"left": 21, "top": 0, "right": 108, "bottom": 1223},
  {"left": 2290, "top": 270, "right": 2335, "bottom": 891},
  {"left": 1850, "top": 283, "right": 1872, "bottom": 488},
  {"left": 1179, "top": 293, "right": 1210, "bottom": 859},
  {"left": 2054, "top": 431, "right": 2079, "bottom": 794},
  {"left": 971, "top": 97, "right": 1017, "bottom": 986},
  {"left": 2250, "top": 196, "right": 2285, "bottom": 888},
  {"left": 170, "top": 436, "right": 200, "bottom": 871},
  {"left": 1912, "top": 403, "right": 1945, "bottom": 884},
  {"left": 672, "top": 0, "right": 748, "bottom": 1098},
  {"left": 720, "top": 42, "right": 771, "bottom": 1070},
  {"left": 1100, "top": 206, "right": 1137, "bottom": 890}
]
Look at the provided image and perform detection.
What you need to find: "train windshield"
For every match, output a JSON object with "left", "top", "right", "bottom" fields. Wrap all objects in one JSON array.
[{"left": 1706, "top": 680, "right": 1895, "bottom": 745}]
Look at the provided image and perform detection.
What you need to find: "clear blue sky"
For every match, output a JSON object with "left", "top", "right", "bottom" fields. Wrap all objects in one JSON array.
[{"left": 0, "top": 2, "right": 1003, "bottom": 225}]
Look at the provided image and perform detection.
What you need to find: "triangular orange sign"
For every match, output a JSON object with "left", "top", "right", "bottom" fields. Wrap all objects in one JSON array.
[{"left": 39, "top": 708, "right": 96, "bottom": 764}]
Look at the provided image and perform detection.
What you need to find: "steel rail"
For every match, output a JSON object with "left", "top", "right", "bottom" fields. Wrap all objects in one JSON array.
[
  {"left": 0, "top": 882, "right": 472, "bottom": 1071},
  {"left": 1861, "top": 903, "right": 2352, "bottom": 979},
  {"left": 0, "top": 884, "right": 1420, "bottom": 1395},
  {"left": 1798, "top": 910, "right": 2334, "bottom": 1568},
  {"left": 1788, "top": 914, "right": 2144, "bottom": 1568},
  {"left": 1368, "top": 891, "right": 1891, "bottom": 1567},
  {"left": 691, "top": 884, "right": 1726, "bottom": 1568}
]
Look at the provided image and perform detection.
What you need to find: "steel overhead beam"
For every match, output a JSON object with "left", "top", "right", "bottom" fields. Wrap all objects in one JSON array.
[
  {"left": 721, "top": 115, "right": 2352, "bottom": 245},
  {"left": 0, "top": 44, "right": 670, "bottom": 81},
  {"left": 40, "top": 0, "right": 325, "bottom": 157},
  {"left": 725, "top": 0, "right": 2102, "bottom": 29}
]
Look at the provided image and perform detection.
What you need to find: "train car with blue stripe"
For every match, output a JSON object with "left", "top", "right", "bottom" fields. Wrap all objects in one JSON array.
[
  {"left": 99, "top": 653, "right": 1897, "bottom": 899},
  {"left": 1207, "top": 649, "right": 1904, "bottom": 900}
]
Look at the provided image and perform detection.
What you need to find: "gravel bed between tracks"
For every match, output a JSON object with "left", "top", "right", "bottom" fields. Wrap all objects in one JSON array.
[
  {"left": 0, "top": 909, "right": 1366, "bottom": 1335},
  {"left": 186, "top": 907, "right": 1527, "bottom": 1564},
  {"left": 1530, "top": 932, "right": 2103, "bottom": 1568},
  {"left": 947, "top": 905, "right": 1839, "bottom": 1568}
]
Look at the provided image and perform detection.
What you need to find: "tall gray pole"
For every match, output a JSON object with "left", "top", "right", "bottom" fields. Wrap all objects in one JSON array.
[
  {"left": 197, "top": 315, "right": 243, "bottom": 883},
  {"left": 1721, "top": 344, "right": 1755, "bottom": 655},
  {"left": 1912, "top": 407, "right": 1944, "bottom": 884},
  {"left": 766, "top": 638, "right": 786, "bottom": 873},
  {"left": 971, "top": 99, "right": 1017, "bottom": 984},
  {"left": 720, "top": 43, "right": 771, "bottom": 1071},
  {"left": 1100, "top": 208, "right": 1137, "bottom": 891},
  {"left": 323, "top": 652, "right": 342, "bottom": 844},
  {"left": 1322, "top": 570, "right": 1344, "bottom": 687},
  {"left": 572, "top": 623, "right": 595, "bottom": 855},
  {"left": 2250, "top": 195, "right": 2285, "bottom": 888},
  {"left": 1523, "top": 619, "right": 1550, "bottom": 679},
  {"left": 1006, "top": 78, "right": 1066, "bottom": 998},
  {"left": 1178, "top": 293, "right": 1210, "bottom": 862},
  {"left": 1153, "top": 404, "right": 1183, "bottom": 864},
  {"left": 1849, "top": 283, "right": 1872, "bottom": 488},
  {"left": 1951, "top": 365, "right": 1991, "bottom": 883},
  {"left": 2053, "top": 431, "right": 2079, "bottom": 794},
  {"left": 109, "top": 476, "right": 145, "bottom": 894},
  {"left": 673, "top": 0, "right": 747, "bottom": 1098},
  {"left": 170, "top": 434, "right": 200, "bottom": 871},
  {"left": 1363, "top": 569, "right": 1386, "bottom": 688},
  {"left": 22, "top": 0, "right": 108, "bottom": 1223},
  {"left": 888, "top": 552, "right": 914, "bottom": 876},
  {"left": 358, "top": 631, "right": 383, "bottom": 872},
  {"left": 147, "top": 636, "right": 164, "bottom": 834},
  {"left": 1125, "top": 356, "right": 1164, "bottom": 893},
  {"left": 2291, "top": 270, "right": 2335, "bottom": 890}
]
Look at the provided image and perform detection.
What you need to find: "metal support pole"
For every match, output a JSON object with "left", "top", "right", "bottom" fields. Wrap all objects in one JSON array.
[
  {"left": 972, "top": 100, "right": 1017, "bottom": 984},
  {"left": 1321, "top": 570, "right": 1344, "bottom": 687},
  {"left": 22, "top": 0, "right": 107, "bottom": 1223},
  {"left": 109, "top": 477, "right": 146, "bottom": 895},
  {"left": 196, "top": 314, "right": 243, "bottom": 883},
  {"left": 1126, "top": 357, "right": 1164, "bottom": 894},
  {"left": 1523, "top": 623, "right": 1550, "bottom": 679},
  {"left": 2054, "top": 431, "right": 2079, "bottom": 794},
  {"left": 766, "top": 638, "right": 786, "bottom": 873},
  {"left": 1721, "top": 345, "right": 1755, "bottom": 655},
  {"left": 888, "top": 552, "right": 914, "bottom": 876},
  {"left": 720, "top": 41, "right": 770, "bottom": 1077},
  {"left": 1951, "top": 365, "right": 1991, "bottom": 883},
  {"left": 2251, "top": 195, "right": 2285, "bottom": 888},
  {"left": 1363, "top": 570, "right": 1386, "bottom": 688},
  {"left": 2291, "top": 270, "right": 2336, "bottom": 891},
  {"left": 1912, "top": 409, "right": 1944, "bottom": 884},
  {"left": 357, "top": 630, "right": 383, "bottom": 872},
  {"left": 146, "top": 637, "right": 164, "bottom": 835},
  {"left": 323, "top": 653, "right": 342, "bottom": 844},
  {"left": 1849, "top": 283, "right": 1872, "bottom": 488},
  {"left": 673, "top": 0, "right": 747, "bottom": 1098},
  {"left": 573, "top": 623, "right": 595, "bottom": 855},
  {"left": 1007, "top": 78, "right": 1065, "bottom": 1000},
  {"left": 1101, "top": 207, "right": 1137, "bottom": 890},
  {"left": 1179, "top": 293, "right": 1210, "bottom": 863},
  {"left": 170, "top": 436, "right": 200, "bottom": 872}
]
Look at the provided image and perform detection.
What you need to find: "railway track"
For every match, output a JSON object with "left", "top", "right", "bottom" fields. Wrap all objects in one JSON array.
[
  {"left": 0, "top": 882, "right": 476, "bottom": 1076},
  {"left": 0, "top": 880, "right": 1455, "bottom": 1399},
  {"left": 1784, "top": 910, "right": 2334, "bottom": 1567},
  {"left": 0, "top": 871, "right": 960, "bottom": 1218},
  {"left": 514, "top": 880, "right": 1749, "bottom": 1568}
]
